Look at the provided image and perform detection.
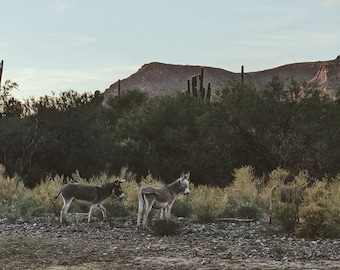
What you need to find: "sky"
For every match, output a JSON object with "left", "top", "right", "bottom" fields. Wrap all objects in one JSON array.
[{"left": 1, "top": 0, "right": 339, "bottom": 100}]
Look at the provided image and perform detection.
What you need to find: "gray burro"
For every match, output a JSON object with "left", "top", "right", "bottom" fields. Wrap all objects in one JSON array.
[{"left": 55, "top": 179, "right": 126, "bottom": 223}]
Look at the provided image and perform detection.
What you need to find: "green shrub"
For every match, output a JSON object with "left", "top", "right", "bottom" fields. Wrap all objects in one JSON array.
[
  {"left": 272, "top": 203, "right": 298, "bottom": 232},
  {"left": 0, "top": 164, "right": 26, "bottom": 202},
  {"left": 236, "top": 202, "right": 264, "bottom": 220},
  {"left": 150, "top": 218, "right": 182, "bottom": 236},
  {"left": 190, "top": 185, "right": 228, "bottom": 223},
  {"left": 0, "top": 165, "right": 39, "bottom": 222},
  {"left": 121, "top": 180, "right": 140, "bottom": 212},
  {"left": 224, "top": 196, "right": 264, "bottom": 220},
  {"left": 224, "top": 166, "right": 265, "bottom": 221},
  {"left": 1, "top": 194, "right": 43, "bottom": 223},
  {"left": 328, "top": 175, "right": 340, "bottom": 226},
  {"left": 171, "top": 197, "right": 193, "bottom": 218},
  {"left": 228, "top": 166, "right": 259, "bottom": 203},
  {"left": 296, "top": 181, "right": 339, "bottom": 238},
  {"left": 102, "top": 197, "right": 131, "bottom": 219},
  {"left": 32, "top": 174, "right": 64, "bottom": 215},
  {"left": 196, "top": 209, "right": 217, "bottom": 223},
  {"left": 223, "top": 196, "right": 239, "bottom": 218}
]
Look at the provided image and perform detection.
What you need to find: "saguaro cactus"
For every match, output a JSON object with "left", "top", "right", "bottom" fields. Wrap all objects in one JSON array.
[
  {"left": 117, "top": 79, "right": 121, "bottom": 96},
  {"left": 187, "top": 67, "right": 211, "bottom": 101},
  {"left": 192, "top": 75, "right": 198, "bottom": 97},
  {"left": 187, "top": 79, "right": 191, "bottom": 95},
  {"left": 206, "top": 82, "right": 211, "bottom": 102},
  {"left": 0, "top": 60, "right": 3, "bottom": 87},
  {"left": 241, "top": 65, "right": 244, "bottom": 84},
  {"left": 199, "top": 67, "right": 205, "bottom": 98}
]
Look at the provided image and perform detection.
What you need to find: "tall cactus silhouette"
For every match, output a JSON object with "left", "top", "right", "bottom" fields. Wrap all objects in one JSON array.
[
  {"left": 206, "top": 82, "right": 211, "bottom": 102},
  {"left": 0, "top": 60, "right": 3, "bottom": 87},
  {"left": 199, "top": 67, "right": 205, "bottom": 98},
  {"left": 192, "top": 75, "right": 198, "bottom": 97},
  {"left": 241, "top": 65, "right": 244, "bottom": 84},
  {"left": 187, "top": 67, "right": 210, "bottom": 101},
  {"left": 187, "top": 79, "right": 191, "bottom": 95},
  {"left": 117, "top": 79, "right": 121, "bottom": 96}
]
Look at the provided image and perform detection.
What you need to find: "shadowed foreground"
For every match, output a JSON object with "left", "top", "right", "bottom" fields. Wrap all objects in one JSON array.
[{"left": 0, "top": 217, "right": 339, "bottom": 270}]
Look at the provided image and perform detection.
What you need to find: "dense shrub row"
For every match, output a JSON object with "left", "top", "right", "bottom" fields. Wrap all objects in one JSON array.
[
  {"left": 1, "top": 164, "right": 339, "bottom": 238},
  {"left": 1, "top": 78, "right": 340, "bottom": 187}
]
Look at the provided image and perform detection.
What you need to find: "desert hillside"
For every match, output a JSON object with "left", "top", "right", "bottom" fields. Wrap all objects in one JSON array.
[{"left": 104, "top": 56, "right": 340, "bottom": 101}]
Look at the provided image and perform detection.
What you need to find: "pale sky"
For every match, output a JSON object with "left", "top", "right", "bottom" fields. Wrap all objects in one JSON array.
[{"left": 1, "top": 0, "right": 339, "bottom": 100}]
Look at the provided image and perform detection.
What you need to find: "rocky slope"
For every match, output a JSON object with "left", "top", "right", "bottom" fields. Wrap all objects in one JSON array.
[{"left": 104, "top": 56, "right": 340, "bottom": 102}]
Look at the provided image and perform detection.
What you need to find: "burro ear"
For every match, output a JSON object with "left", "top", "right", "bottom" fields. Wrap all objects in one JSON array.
[{"left": 186, "top": 172, "right": 190, "bottom": 178}]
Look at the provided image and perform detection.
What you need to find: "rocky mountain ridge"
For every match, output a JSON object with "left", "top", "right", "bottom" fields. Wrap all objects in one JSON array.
[{"left": 104, "top": 56, "right": 340, "bottom": 101}]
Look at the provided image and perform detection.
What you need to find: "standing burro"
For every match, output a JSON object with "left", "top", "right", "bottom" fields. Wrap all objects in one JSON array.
[
  {"left": 137, "top": 172, "right": 190, "bottom": 228},
  {"left": 55, "top": 179, "right": 126, "bottom": 223}
]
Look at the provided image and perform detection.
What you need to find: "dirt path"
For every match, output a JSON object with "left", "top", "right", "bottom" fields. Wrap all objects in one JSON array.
[{"left": 1, "top": 218, "right": 339, "bottom": 269}]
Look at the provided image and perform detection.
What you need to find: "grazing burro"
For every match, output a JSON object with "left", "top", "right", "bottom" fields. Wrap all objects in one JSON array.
[
  {"left": 55, "top": 179, "right": 126, "bottom": 223},
  {"left": 137, "top": 172, "right": 190, "bottom": 228}
]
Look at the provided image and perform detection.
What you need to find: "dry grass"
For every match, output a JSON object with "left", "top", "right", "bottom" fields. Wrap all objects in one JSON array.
[
  {"left": 228, "top": 166, "right": 259, "bottom": 203},
  {"left": 258, "top": 167, "right": 290, "bottom": 208},
  {"left": 328, "top": 175, "right": 340, "bottom": 224},
  {"left": 190, "top": 185, "right": 228, "bottom": 222},
  {"left": 0, "top": 164, "right": 27, "bottom": 202},
  {"left": 1, "top": 163, "right": 340, "bottom": 238},
  {"left": 32, "top": 174, "right": 65, "bottom": 215},
  {"left": 296, "top": 181, "right": 331, "bottom": 238}
]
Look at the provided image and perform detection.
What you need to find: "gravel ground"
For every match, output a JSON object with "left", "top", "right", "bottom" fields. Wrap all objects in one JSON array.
[{"left": 0, "top": 217, "right": 339, "bottom": 269}]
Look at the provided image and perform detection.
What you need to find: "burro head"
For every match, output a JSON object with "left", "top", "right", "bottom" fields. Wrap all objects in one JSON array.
[
  {"left": 112, "top": 179, "right": 126, "bottom": 199},
  {"left": 179, "top": 172, "right": 190, "bottom": 195}
]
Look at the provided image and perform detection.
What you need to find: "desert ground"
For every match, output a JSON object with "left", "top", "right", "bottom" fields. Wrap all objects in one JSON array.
[{"left": 1, "top": 217, "right": 339, "bottom": 270}]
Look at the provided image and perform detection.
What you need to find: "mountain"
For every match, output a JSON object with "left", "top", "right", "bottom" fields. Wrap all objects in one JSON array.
[{"left": 103, "top": 56, "right": 340, "bottom": 101}]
